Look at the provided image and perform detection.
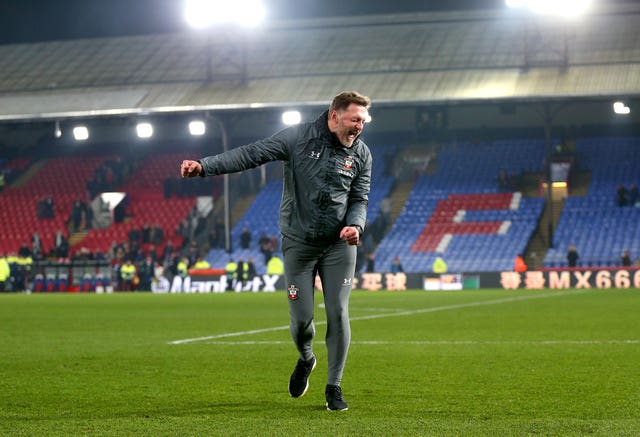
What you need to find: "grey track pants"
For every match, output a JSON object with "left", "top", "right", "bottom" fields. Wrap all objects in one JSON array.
[{"left": 281, "top": 235, "right": 356, "bottom": 387}]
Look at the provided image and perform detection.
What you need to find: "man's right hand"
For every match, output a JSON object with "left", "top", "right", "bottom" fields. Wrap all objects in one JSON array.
[{"left": 181, "top": 160, "right": 202, "bottom": 178}]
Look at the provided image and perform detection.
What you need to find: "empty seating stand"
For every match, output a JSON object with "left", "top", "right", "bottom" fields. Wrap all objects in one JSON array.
[
  {"left": 544, "top": 137, "right": 640, "bottom": 267},
  {"left": 374, "top": 140, "right": 546, "bottom": 273},
  {"left": 72, "top": 152, "right": 206, "bottom": 257},
  {"left": 0, "top": 155, "right": 110, "bottom": 255}
]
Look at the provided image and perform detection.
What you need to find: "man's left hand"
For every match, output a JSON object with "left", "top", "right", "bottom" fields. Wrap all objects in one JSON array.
[{"left": 340, "top": 226, "right": 360, "bottom": 246}]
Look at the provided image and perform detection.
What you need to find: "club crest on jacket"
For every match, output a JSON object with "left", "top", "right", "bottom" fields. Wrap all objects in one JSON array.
[{"left": 288, "top": 284, "right": 300, "bottom": 300}]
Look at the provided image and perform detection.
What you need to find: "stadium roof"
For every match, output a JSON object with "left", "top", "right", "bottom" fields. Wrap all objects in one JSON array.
[{"left": 0, "top": 2, "right": 639, "bottom": 121}]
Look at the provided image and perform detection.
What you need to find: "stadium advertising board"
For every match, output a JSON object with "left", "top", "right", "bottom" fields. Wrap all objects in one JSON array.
[
  {"left": 498, "top": 268, "right": 640, "bottom": 290},
  {"left": 378, "top": 269, "right": 640, "bottom": 291},
  {"left": 25, "top": 264, "right": 640, "bottom": 293},
  {"left": 175, "top": 274, "right": 282, "bottom": 293}
]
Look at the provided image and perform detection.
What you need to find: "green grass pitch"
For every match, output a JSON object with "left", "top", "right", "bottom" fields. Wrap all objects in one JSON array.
[{"left": 1, "top": 289, "right": 639, "bottom": 436}]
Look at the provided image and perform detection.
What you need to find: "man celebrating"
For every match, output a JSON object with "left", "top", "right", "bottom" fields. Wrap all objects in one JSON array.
[{"left": 181, "top": 91, "right": 372, "bottom": 411}]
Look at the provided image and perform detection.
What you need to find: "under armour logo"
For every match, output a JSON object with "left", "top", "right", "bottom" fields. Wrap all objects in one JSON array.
[
  {"left": 343, "top": 278, "right": 352, "bottom": 285},
  {"left": 309, "top": 151, "right": 321, "bottom": 159}
]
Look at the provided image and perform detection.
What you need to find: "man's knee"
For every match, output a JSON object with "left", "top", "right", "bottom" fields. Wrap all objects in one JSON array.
[{"left": 291, "top": 317, "right": 313, "bottom": 332}]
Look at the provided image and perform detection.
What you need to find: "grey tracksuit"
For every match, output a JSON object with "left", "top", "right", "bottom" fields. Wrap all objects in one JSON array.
[{"left": 198, "top": 110, "right": 372, "bottom": 386}]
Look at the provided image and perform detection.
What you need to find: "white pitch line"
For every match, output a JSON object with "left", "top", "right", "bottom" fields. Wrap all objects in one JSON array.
[
  {"left": 167, "top": 289, "right": 591, "bottom": 345},
  {"left": 319, "top": 304, "right": 402, "bottom": 312},
  {"left": 199, "top": 339, "right": 640, "bottom": 346},
  {"left": 353, "top": 339, "right": 640, "bottom": 345},
  {"left": 168, "top": 325, "right": 290, "bottom": 345},
  {"left": 345, "top": 307, "right": 407, "bottom": 312}
]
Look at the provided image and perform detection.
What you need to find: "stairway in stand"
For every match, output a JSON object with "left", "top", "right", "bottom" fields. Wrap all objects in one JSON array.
[
  {"left": 525, "top": 198, "right": 564, "bottom": 270},
  {"left": 523, "top": 170, "right": 591, "bottom": 269},
  {"left": 9, "top": 159, "right": 48, "bottom": 189},
  {"left": 230, "top": 195, "right": 257, "bottom": 227},
  {"left": 388, "top": 181, "right": 414, "bottom": 226},
  {"left": 69, "top": 230, "right": 89, "bottom": 247}
]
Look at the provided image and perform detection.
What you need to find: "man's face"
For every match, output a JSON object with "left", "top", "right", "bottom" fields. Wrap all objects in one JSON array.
[{"left": 331, "top": 103, "right": 369, "bottom": 147}]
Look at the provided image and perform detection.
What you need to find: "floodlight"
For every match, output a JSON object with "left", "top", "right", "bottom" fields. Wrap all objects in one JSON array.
[
  {"left": 54, "top": 120, "right": 62, "bottom": 138},
  {"left": 505, "top": 0, "right": 592, "bottom": 17},
  {"left": 505, "top": 0, "right": 525, "bottom": 7},
  {"left": 613, "top": 101, "right": 630, "bottom": 115},
  {"left": 282, "top": 110, "right": 301, "bottom": 126},
  {"left": 185, "top": 0, "right": 265, "bottom": 29},
  {"left": 189, "top": 120, "right": 206, "bottom": 136},
  {"left": 136, "top": 122, "right": 154, "bottom": 138},
  {"left": 72, "top": 126, "right": 89, "bottom": 141}
]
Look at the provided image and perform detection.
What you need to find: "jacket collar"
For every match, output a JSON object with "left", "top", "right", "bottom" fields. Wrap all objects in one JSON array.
[{"left": 315, "top": 110, "right": 361, "bottom": 149}]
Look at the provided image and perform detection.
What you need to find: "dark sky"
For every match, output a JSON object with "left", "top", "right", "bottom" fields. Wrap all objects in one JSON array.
[{"left": 0, "top": 0, "right": 505, "bottom": 45}]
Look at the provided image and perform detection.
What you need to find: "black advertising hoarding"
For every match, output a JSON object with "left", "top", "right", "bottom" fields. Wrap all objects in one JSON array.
[{"left": 159, "top": 268, "right": 640, "bottom": 293}]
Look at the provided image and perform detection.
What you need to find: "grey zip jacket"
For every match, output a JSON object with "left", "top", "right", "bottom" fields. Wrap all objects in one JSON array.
[{"left": 199, "top": 110, "right": 372, "bottom": 246}]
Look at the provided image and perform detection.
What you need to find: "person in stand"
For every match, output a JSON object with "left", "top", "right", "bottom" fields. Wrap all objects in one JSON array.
[
  {"left": 31, "top": 232, "right": 42, "bottom": 260},
  {"left": 176, "top": 257, "right": 189, "bottom": 279},
  {"left": 120, "top": 258, "right": 137, "bottom": 292},
  {"left": 432, "top": 256, "right": 448, "bottom": 274},
  {"left": 180, "top": 91, "right": 372, "bottom": 411},
  {"left": 236, "top": 257, "right": 247, "bottom": 290},
  {"left": 225, "top": 258, "right": 238, "bottom": 291},
  {"left": 137, "top": 256, "right": 155, "bottom": 291},
  {"left": 151, "top": 265, "right": 170, "bottom": 294},
  {"left": 628, "top": 183, "right": 638, "bottom": 206},
  {"left": 0, "top": 252, "right": 10, "bottom": 292},
  {"left": 193, "top": 256, "right": 210, "bottom": 270},
  {"left": 240, "top": 226, "right": 252, "bottom": 249},
  {"left": 266, "top": 255, "right": 284, "bottom": 276},
  {"left": 365, "top": 253, "right": 375, "bottom": 273},
  {"left": 162, "top": 240, "right": 175, "bottom": 266},
  {"left": 567, "top": 245, "right": 579, "bottom": 267},
  {"left": 390, "top": 256, "right": 404, "bottom": 273},
  {"left": 616, "top": 184, "right": 628, "bottom": 207},
  {"left": 497, "top": 169, "right": 510, "bottom": 192},
  {"left": 514, "top": 254, "right": 527, "bottom": 272},
  {"left": 621, "top": 250, "right": 632, "bottom": 267},
  {"left": 70, "top": 198, "right": 84, "bottom": 231},
  {"left": 258, "top": 231, "right": 272, "bottom": 263},
  {"left": 246, "top": 257, "right": 257, "bottom": 283}
]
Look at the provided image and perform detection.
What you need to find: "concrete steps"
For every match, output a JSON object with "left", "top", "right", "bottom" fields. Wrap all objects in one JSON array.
[
  {"left": 388, "top": 181, "right": 414, "bottom": 225},
  {"left": 523, "top": 169, "right": 591, "bottom": 269},
  {"left": 10, "top": 159, "right": 47, "bottom": 188}
]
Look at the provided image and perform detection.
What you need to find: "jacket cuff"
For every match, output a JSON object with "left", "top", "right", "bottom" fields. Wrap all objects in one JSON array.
[{"left": 197, "top": 159, "right": 206, "bottom": 177}]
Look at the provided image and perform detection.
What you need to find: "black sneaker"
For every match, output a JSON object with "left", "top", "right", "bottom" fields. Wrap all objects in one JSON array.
[
  {"left": 288, "top": 356, "right": 316, "bottom": 398},
  {"left": 325, "top": 384, "right": 348, "bottom": 411}
]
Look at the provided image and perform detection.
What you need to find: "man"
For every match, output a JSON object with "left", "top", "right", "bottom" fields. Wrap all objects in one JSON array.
[
  {"left": 432, "top": 256, "right": 448, "bottom": 274},
  {"left": 567, "top": 245, "right": 579, "bottom": 267},
  {"left": 119, "top": 258, "right": 137, "bottom": 292},
  {"left": 240, "top": 226, "right": 252, "bottom": 249},
  {"left": 0, "top": 252, "right": 10, "bottom": 292},
  {"left": 246, "top": 257, "right": 257, "bottom": 282},
  {"left": 390, "top": 256, "right": 404, "bottom": 273},
  {"left": 514, "top": 254, "right": 527, "bottom": 272},
  {"left": 224, "top": 258, "right": 238, "bottom": 291},
  {"left": 621, "top": 250, "right": 632, "bottom": 267},
  {"left": 181, "top": 91, "right": 372, "bottom": 411},
  {"left": 235, "top": 257, "right": 247, "bottom": 291},
  {"left": 193, "top": 256, "right": 211, "bottom": 270}
]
